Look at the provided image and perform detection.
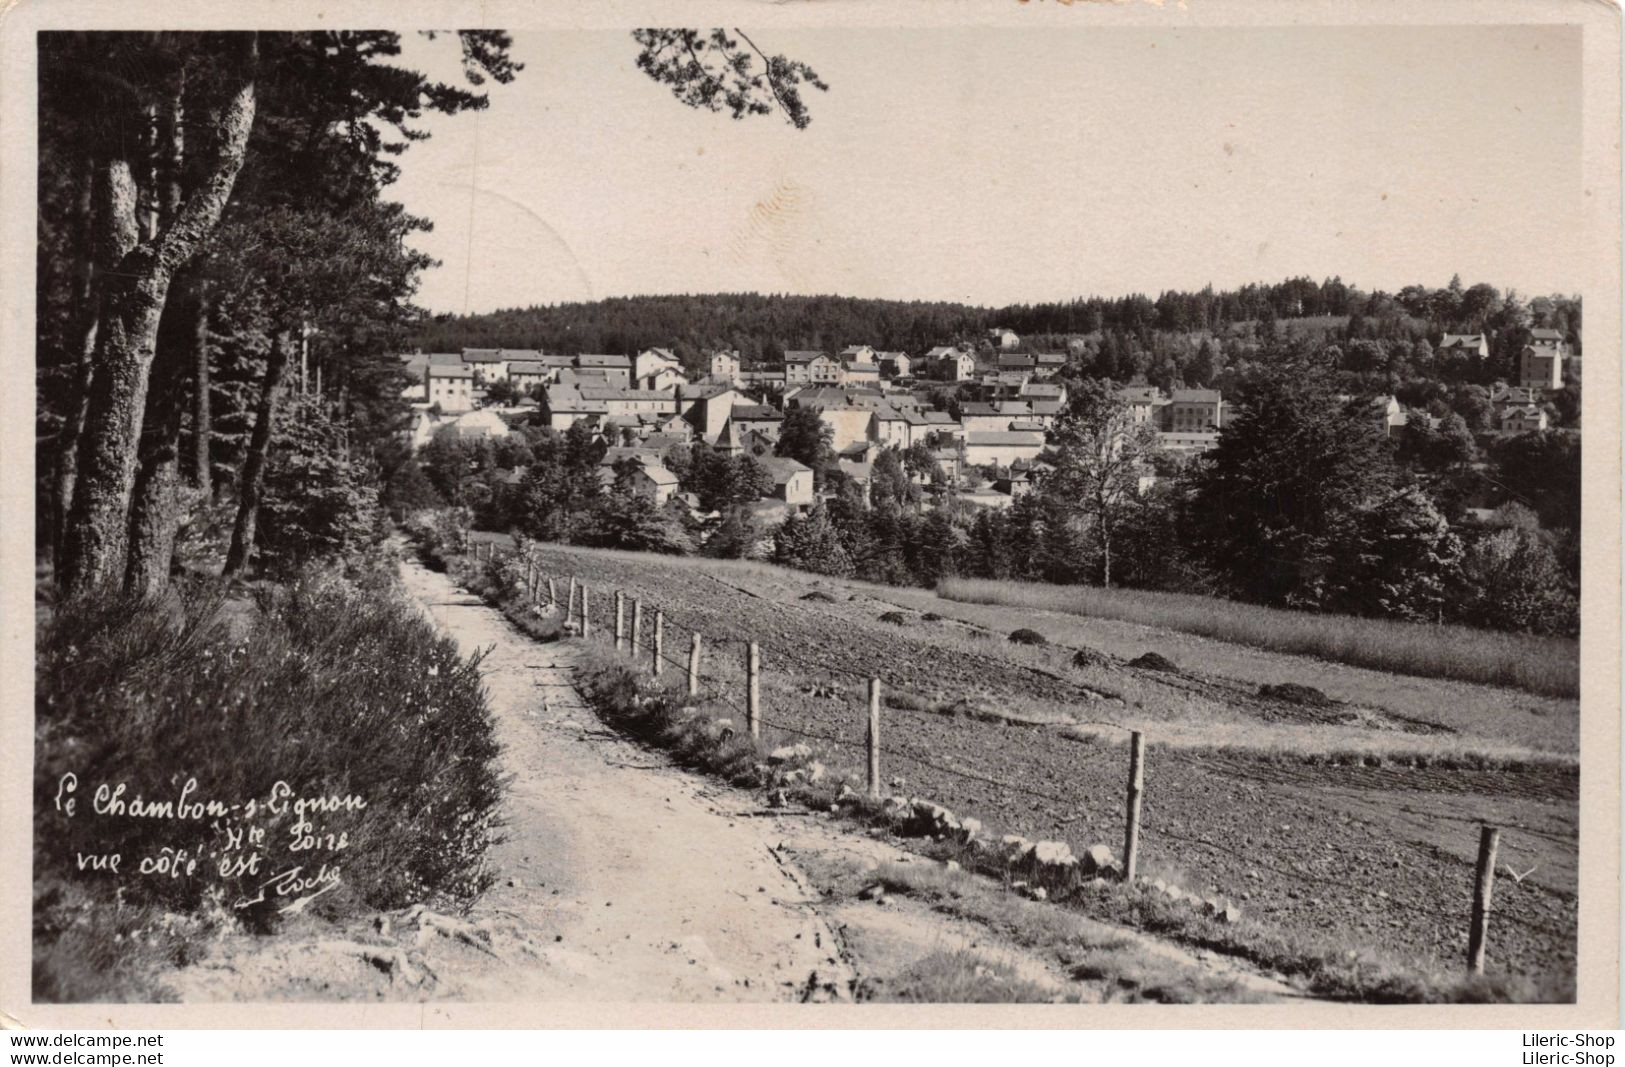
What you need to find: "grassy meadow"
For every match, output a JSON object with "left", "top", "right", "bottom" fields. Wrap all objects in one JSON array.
[{"left": 937, "top": 577, "right": 1578, "bottom": 700}]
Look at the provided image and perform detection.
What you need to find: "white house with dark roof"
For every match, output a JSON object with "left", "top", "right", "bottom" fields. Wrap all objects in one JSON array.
[
  {"left": 710, "top": 349, "right": 743, "bottom": 384},
  {"left": 1163, "top": 388, "right": 1223, "bottom": 432},
  {"left": 1438, "top": 333, "right": 1489, "bottom": 359},
  {"left": 1520, "top": 343, "right": 1564, "bottom": 390},
  {"left": 784, "top": 350, "right": 843, "bottom": 385},
  {"left": 634, "top": 348, "right": 686, "bottom": 390},
  {"left": 964, "top": 430, "right": 1045, "bottom": 467},
  {"left": 756, "top": 456, "right": 814, "bottom": 507},
  {"left": 426, "top": 363, "right": 477, "bottom": 412}
]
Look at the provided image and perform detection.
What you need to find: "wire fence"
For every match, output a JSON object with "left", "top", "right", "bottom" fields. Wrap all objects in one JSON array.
[{"left": 460, "top": 538, "right": 1577, "bottom": 974}]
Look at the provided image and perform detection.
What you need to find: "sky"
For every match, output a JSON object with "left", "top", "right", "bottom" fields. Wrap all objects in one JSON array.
[{"left": 384, "top": 25, "right": 1583, "bottom": 315}]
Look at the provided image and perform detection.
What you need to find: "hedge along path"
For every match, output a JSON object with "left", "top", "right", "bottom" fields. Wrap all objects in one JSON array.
[{"left": 492, "top": 542, "right": 1531, "bottom": 978}]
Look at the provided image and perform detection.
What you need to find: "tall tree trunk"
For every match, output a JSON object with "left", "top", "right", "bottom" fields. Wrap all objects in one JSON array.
[
  {"left": 190, "top": 282, "right": 212, "bottom": 491},
  {"left": 223, "top": 331, "right": 290, "bottom": 578},
  {"left": 126, "top": 70, "right": 196, "bottom": 600},
  {"left": 125, "top": 271, "right": 203, "bottom": 598},
  {"left": 58, "top": 47, "right": 256, "bottom": 598},
  {"left": 51, "top": 158, "right": 126, "bottom": 576}
]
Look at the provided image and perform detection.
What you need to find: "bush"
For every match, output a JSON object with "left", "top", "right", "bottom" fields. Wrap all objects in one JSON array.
[
  {"left": 1258, "top": 683, "right": 1334, "bottom": 707},
  {"left": 34, "top": 571, "right": 503, "bottom": 928},
  {"left": 1072, "top": 647, "right": 1113, "bottom": 669},
  {"left": 1130, "top": 652, "right": 1179, "bottom": 672},
  {"left": 879, "top": 611, "right": 913, "bottom": 626},
  {"left": 1007, "top": 628, "right": 1047, "bottom": 645}
]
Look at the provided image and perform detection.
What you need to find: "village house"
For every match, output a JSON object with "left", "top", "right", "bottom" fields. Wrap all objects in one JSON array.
[
  {"left": 836, "top": 458, "right": 874, "bottom": 505},
  {"left": 543, "top": 385, "right": 609, "bottom": 431},
  {"left": 738, "top": 367, "right": 787, "bottom": 390},
  {"left": 877, "top": 351, "right": 911, "bottom": 379},
  {"left": 839, "top": 345, "right": 877, "bottom": 365},
  {"left": 460, "top": 347, "right": 512, "bottom": 384},
  {"left": 634, "top": 347, "right": 688, "bottom": 391},
  {"left": 1490, "top": 383, "right": 1542, "bottom": 419},
  {"left": 1520, "top": 342, "right": 1564, "bottom": 391},
  {"left": 757, "top": 456, "right": 815, "bottom": 507},
  {"left": 630, "top": 464, "right": 681, "bottom": 507},
  {"left": 426, "top": 363, "right": 477, "bottom": 413},
  {"left": 957, "top": 402, "right": 1010, "bottom": 434},
  {"left": 964, "top": 430, "right": 1045, "bottom": 468},
  {"left": 445, "top": 408, "right": 511, "bottom": 440},
  {"left": 988, "top": 327, "right": 1021, "bottom": 349},
  {"left": 811, "top": 402, "right": 878, "bottom": 451},
  {"left": 576, "top": 354, "right": 633, "bottom": 388},
  {"left": 784, "top": 350, "right": 844, "bottom": 385},
  {"left": 870, "top": 404, "right": 909, "bottom": 449},
  {"left": 1162, "top": 388, "right": 1223, "bottom": 433},
  {"left": 841, "top": 359, "right": 881, "bottom": 385},
  {"left": 1438, "top": 333, "right": 1489, "bottom": 359},
  {"left": 677, "top": 379, "right": 739, "bottom": 444},
  {"left": 1500, "top": 405, "right": 1550, "bottom": 435},
  {"left": 726, "top": 402, "right": 784, "bottom": 442},
  {"left": 1157, "top": 430, "right": 1220, "bottom": 453},
  {"left": 925, "top": 346, "right": 976, "bottom": 382},
  {"left": 507, "top": 354, "right": 576, "bottom": 394},
  {"left": 1020, "top": 381, "right": 1067, "bottom": 406},
  {"left": 1033, "top": 352, "right": 1068, "bottom": 376},
  {"left": 1116, "top": 385, "right": 1166, "bottom": 426},
  {"left": 582, "top": 386, "right": 679, "bottom": 420},
  {"left": 710, "top": 349, "right": 743, "bottom": 384}
]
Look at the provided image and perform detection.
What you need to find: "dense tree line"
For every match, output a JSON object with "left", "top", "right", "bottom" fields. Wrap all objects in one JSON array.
[{"left": 407, "top": 276, "right": 1582, "bottom": 380}]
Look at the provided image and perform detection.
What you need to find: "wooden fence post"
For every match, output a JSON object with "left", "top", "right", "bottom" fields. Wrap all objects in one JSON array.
[
  {"left": 580, "top": 587, "right": 591, "bottom": 640},
  {"left": 547, "top": 577, "right": 557, "bottom": 608},
  {"left": 631, "top": 599, "right": 643, "bottom": 657},
  {"left": 567, "top": 577, "right": 577, "bottom": 620},
  {"left": 1123, "top": 731, "right": 1145, "bottom": 884},
  {"left": 1467, "top": 825, "right": 1500, "bottom": 975},
  {"left": 614, "top": 592, "right": 625, "bottom": 651},
  {"left": 652, "top": 610, "right": 665, "bottom": 677},
  {"left": 746, "top": 642, "right": 761, "bottom": 739},
  {"left": 687, "top": 633, "right": 702, "bottom": 697},
  {"left": 866, "top": 678, "right": 882, "bottom": 799}
]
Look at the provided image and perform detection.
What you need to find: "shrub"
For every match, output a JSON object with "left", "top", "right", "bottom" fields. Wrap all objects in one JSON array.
[
  {"left": 879, "top": 611, "right": 912, "bottom": 626},
  {"left": 1258, "top": 683, "right": 1333, "bottom": 707},
  {"left": 1072, "top": 647, "right": 1113, "bottom": 669},
  {"left": 1130, "top": 652, "right": 1179, "bottom": 672},
  {"left": 34, "top": 571, "right": 503, "bottom": 926},
  {"left": 1007, "top": 628, "right": 1047, "bottom": 646}
]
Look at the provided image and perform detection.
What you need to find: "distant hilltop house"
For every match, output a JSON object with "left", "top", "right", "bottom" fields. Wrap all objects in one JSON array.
[
  {"left": 988, "top": 327, "right": 1020, "bottom": 349},
  {"left": 1438, "top": 333, "right": 1489, "bottom": 359}
]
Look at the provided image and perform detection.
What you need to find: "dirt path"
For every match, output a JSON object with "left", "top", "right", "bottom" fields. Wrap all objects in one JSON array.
[{"left": 382, "top": 560, "right": 858, "bottom": 1001}]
